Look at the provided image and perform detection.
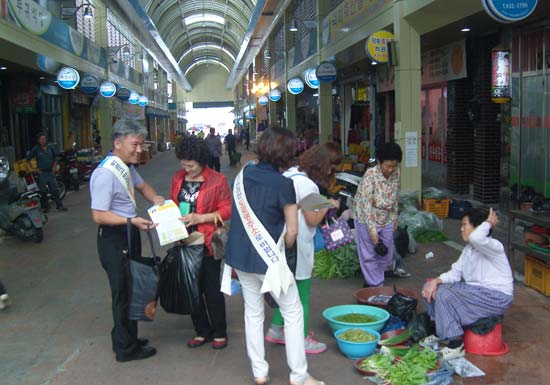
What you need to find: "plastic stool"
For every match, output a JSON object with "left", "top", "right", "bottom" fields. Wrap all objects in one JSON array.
[{"left": 464, "top": 322, "right": 509, "bottom": 356}]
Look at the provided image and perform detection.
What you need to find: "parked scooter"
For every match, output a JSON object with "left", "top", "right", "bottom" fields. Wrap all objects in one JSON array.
[
  {"left": 0, "top": 157, "right": 47, "bottom": 242},
  {"left": 19, "top": 169, "right": 66, "bottom": 201},
  {"left": 57, "top": 143, "right": 81, "bottom": 191}
]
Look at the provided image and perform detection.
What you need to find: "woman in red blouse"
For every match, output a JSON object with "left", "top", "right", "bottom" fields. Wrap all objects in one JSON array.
[{"left": 170, "top": 136, "right": 232, "bottom": 349}]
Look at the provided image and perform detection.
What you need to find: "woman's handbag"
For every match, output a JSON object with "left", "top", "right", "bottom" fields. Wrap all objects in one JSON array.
[
  {"left": 211, "top": 211, "right": 230, "bottom": 261},
  {"left": 321, "top": 217, "right": 354, "bottom": 251},
  {"left": 127, "top": 220, "right": 160, "bottom": 322}
]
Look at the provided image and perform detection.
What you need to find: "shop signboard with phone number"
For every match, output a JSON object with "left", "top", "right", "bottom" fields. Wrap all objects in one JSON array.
[{"left": 482, "top": 0, "right": 538, "bottom": 23}]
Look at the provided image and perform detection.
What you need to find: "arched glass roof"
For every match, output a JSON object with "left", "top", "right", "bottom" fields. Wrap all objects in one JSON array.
[{"left": 142, "top": 0, "right": 256, "bottom": 76}]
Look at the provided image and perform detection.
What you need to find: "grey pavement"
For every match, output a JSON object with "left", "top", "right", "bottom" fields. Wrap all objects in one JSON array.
[{"left": 1, "top": 146, "right": 550, "bottom": 385}]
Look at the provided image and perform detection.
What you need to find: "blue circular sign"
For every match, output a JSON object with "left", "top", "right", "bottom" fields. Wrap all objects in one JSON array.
[
  {"left": 304, "top": 67, "right": 319, "bottom": 89},
  {"left": 138, "top": 95, "right": 149, "bottom": 106},
  {"left": 99, "top": 82, "right": 116, "bottom": 98},
  {"left": 287, "top": 78, "right": 304, "bottom": 95},
  {"left": 316, "top": 61, "right": 337, "bottom": 83},
  {"left": 116, "top": 87, "right": 131, "bottom": 101},
  {"left": 238, "top": 118, "right": 244, "bottom": 125},
  {"left": 80, "top": 73, "right": 99, "bottom": 94},
  {"left": 483, "top": 0, "right": 538, "bottom": 22},
  {"left": 57, "top": 67, "right": 80, "bottom": 89},
  {"left": 258, "top": 95, "right": 269, "bottom": 106},
  {"left": 269, "top": 88, "right": 282, "bottom": 102},
  {"left": 128, "top": 92, "right": 140, "bottom": 104}
]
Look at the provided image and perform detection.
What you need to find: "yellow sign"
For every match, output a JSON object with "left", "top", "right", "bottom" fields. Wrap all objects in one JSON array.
[{"left": 366, "top": 30, "right": 394, "bottom": 63}]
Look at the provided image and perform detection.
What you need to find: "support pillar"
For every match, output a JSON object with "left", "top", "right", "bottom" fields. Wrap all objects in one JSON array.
[
  {"left": 393, "top": 4, "right": 422, "bottom": 193},
  {"left": 318, "top": 82, "right": 332, "bottom": 143},
  {"left": 286, "top": 92, "right": 297, "bottom": 133}
]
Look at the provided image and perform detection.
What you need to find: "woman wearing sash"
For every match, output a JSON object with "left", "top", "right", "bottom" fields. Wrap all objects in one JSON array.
[
  {"left": 225, "top": 127, "right": 325, "bottom": 385},
  {"left": 266, "top": 143, "right": 342, "bottom": 354},
  {"left": 170, "top": 136, "right": 232, "bottom": 349}
]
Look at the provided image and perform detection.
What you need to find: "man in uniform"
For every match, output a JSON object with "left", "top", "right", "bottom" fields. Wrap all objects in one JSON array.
[
  {"left": 90, "top": 119, "right": 164, "bottom": 362},
  {"left": 26, "top": 133, "right": 67, "bottom": 212}
]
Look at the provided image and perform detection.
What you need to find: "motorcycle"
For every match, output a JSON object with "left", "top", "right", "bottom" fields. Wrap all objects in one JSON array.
[
  {"left": 19, "top": 169, "right": 66, "bottom": 204},
  {"left": 57, "top": 145, "right": 81, "bottom": 191},
  {"left": 0, "top": 156, "right": 47, "bottom": 242}
]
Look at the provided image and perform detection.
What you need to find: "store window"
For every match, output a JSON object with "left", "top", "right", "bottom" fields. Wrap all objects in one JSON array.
[{"left": 41, "top": 94, "right": 63, "bottom": 153}]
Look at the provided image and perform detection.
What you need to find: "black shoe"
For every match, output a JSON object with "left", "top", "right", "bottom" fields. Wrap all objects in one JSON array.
[
  {"left": 116, "top": 346, "right": 157, "bottom": 362},
  {"left": 56, "top": 206, "right": 68, "bottom": 211},
  {"left": 138, "top": 338, "right": 149, "bottom": 347}
]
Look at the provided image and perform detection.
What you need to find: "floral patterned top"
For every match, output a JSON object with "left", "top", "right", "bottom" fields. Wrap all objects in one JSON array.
[{"left": 353, "top": 165, "right": 400, "bottom": 236}]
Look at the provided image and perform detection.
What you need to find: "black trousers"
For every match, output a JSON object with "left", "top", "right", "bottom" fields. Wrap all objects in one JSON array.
[
  {"left": 190, "top": 254, "right": 227, "bottom": 338},
  {"left": 208, "top": 156, "right": 221, "bottom": 172},
  {"left": 0, "top": 280, "right": 5, "bottom": 296},
  {"left": 97, "top": 224, "right": 141, "bottom": 356}
]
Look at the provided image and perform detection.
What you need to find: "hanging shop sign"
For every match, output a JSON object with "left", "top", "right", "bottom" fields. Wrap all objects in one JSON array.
[
  {"left": 258, "top": 95, "right": 269, "bottom": 106},
  {"left": 316, "top": 61, "right": 337, "bottom": 83},
  {"left": 365, "top": 30, "right": 394, "bottom": 63},
  {"left": 482, "top": 0, "right": 538, "bottom": 23},
  {"left": 128, "top": 92, "right": 140, "bottom": 104},
  {"left": 116, "top": 87, "right": 131, "bottom": 101},
  {"left": 491, "top": 47, "right": 511, "bottom": 103},
  {"left": 80, "top": 73, "right": 99, "bottom": 94},
  {"left": 304, "top": 67, "right": 320, "bottom": 89},
  {"left": 56, "top": 67, "right": 80, "bottom": 89},
  {"left": 138, "top": 95, "right": 149, "bottom": 106},
  {"left": 269, "top": 88, "right": 282, "bottom": 102},
  {"left": 287, "top": 77, "right": 304, "bottom": 95},
  {"left": 99, "top": 81, "right": 117, "bottom": 98},
  {"left": 238, "top": 118, "right": 244, "bottom": 125}
]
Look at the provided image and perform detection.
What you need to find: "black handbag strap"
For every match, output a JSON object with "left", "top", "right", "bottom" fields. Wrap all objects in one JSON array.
[{"left": 126, "top": 217, "right": 158, "bottom": 264}]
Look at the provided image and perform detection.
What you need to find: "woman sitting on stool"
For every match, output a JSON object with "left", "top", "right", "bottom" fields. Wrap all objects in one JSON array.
[{"left": 421, "top": 208, "right": 513, "bottom": 360}]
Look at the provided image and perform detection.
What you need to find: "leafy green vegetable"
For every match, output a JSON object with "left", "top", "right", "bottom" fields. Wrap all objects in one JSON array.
[
  {"left": 401, "top": 348, "right": 438, "bottom": 371},
  {"left": 380, "top": 345, "right": 411, "bottom": 358},
  {"left": 378, "top": 329, "right": 413, "bottom": 346},
  {"left": 383, "top": 360, "right": 427, "bottom": 385},
  {"left": 334, "top": 313, "right": 378, "bottom": 323},
  {"left": 414, "top": 230, "right": 447, "bottom": 243},
  {"left": 338, "top": 328, "right": 376, "bottom": 342},
  {"left": 359, "top": 353, "right": 393, "bottom": 373},
  {"left": 313, "top": 242, "right": 360, "bottom": 279}
]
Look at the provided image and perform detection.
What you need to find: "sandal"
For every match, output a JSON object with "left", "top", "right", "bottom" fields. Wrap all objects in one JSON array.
[
  {"left": 212, "top": 337, "right": 228, "bottom": 350},
  {"left": 187, "top": 336, "right": 212, "bottom": 348},
  {"left": 290, "top": 376, "right": 326, "bottom": 385},
  {"left": 254, "top": 376, "right": 270, "bottom": 385},
  {"left": 440, "top": 344, "right": 465, "bottom": 361},
  {"left": 420, "top": 334, "right": 439, "bottom": 344}
]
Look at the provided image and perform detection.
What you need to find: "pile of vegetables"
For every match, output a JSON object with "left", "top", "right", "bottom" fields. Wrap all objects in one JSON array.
[
  {"left": 413, "top": 229, "right": 447, "bottom": 243},
  {"left": 338, "top": 328, "right": 377, "bottom": 342},
  {"left": 334, "top": 313, "right": 378, "bottom": 323},
  {"left": 360, "top": 345, "right": 439, "bottom": 385},
  {"left": 313, "top": 242, "right": 360, "bottom": 279}
]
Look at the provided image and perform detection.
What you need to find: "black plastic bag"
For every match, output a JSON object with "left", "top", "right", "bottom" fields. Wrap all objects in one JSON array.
[
  {"left": 409, "top": 312, "right": 434, "bottom": 342},
  {"left": 264, "top": 245, "right": 297, "bottom": 309},
  {"left": 467, "top": 315, "right": 503, "bottom": 335},
  {"left": 158, "top": 244, "right": 203, "bottom": 315},
  {"left": 127, "top": 223, "right": 160, "bottom": 322},
  {"left": 386, "top": 286, "right": 418, "bottom": 323},
  {"left": 129, "top": 256, "right": 160, "bottom": 321},
  {"left": 394, "top": 226, "right": 409, "bottom": 258}
]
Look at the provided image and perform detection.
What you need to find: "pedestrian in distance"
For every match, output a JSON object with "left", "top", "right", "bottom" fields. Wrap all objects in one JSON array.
[
  {"left": 26, "top": 133, "right": 67, "bottom": 213},
  {"left": 90, "top": 119, "right": 165, "bottom": 363},
  {"left": 205, "top": 127, "right": 222, "bottom": 172},
  {"left": 0, "top": 280, "right": 10, "bottom": 310}
]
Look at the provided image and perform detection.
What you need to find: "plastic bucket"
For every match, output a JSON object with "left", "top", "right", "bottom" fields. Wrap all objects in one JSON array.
[{"left": 464, "top": 323, "right": 509, "bottom": 356}]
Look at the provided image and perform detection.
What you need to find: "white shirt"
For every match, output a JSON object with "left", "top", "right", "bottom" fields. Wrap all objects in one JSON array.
[
  {"left": 439, "top": 222, "right": 514, "bottom": 297},
  {"left": 283, "top": 167, "right": 319, "bottom": 280}
]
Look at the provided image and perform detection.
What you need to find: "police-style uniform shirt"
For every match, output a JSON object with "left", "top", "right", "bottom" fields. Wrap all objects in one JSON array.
[{"left": 90, "top": 164, "right": 143, "bottom": 218}]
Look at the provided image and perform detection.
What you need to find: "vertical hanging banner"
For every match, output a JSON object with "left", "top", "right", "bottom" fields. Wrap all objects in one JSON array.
[{"left": 491, "top": 47, "right": 511, "bottom": 103}]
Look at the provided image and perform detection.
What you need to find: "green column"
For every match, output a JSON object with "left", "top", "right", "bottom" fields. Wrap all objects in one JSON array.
[
  {"left": 269, "top": 99, "right": 276, "bottom": 127},
  {"left": 286, "top": 92, "right": 297, "bottom": 133},
  {"left": 318, "top": 81, "right": 332, "bottom": 143},
  {"left": 393, "top": 3, "right": 422, "bottom": 194}
]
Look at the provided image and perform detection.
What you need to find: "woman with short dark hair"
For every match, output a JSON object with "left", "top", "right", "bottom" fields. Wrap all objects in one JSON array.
[
  {"left": 226, "top": 127, "right": 325, "bottom": 385},
  {"left": 353, "top": 141, "right": 403, "bottom": 287},
  {"left": 170, "top": 136, "right": 232, "bottom": 350}
]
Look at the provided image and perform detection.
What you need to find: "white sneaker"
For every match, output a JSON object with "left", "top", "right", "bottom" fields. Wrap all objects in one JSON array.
[
  {"left": 0, "top": 294, "right": 10, "bottom": 310},
  {"left": 304, "top": 332, "right": 327, "bottom": 354},
  {"left": 265, "top": 326, "right": 285, "bottom": 344},
  {"left": 440, "top": 344, "right": 465, "bottom": 361}
]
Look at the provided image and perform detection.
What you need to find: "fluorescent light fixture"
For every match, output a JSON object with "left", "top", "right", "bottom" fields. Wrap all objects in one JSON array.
[
  {"left": 313, "top": 93, "right": 319, "bottom": 97},
  {"left": 461, "top": 27, "right": 471, "bottom": 32},
  {"left": 371, "top": 60, "right": 377, "bottom": 65},
  {"left": 184, "top": 14, "right": 224, "bottom": 26},
  {"left": 289, "top": 20, "right": 298, "bottom": 32},
  {"left": 83, "top": 6, "right": 93, "bottom": 19},
  {"left": 39, "top": 76, "right": 45, "bottom": 79},
  {"left": 0, "top": 66, "right": 7, "bottom": 70}
]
